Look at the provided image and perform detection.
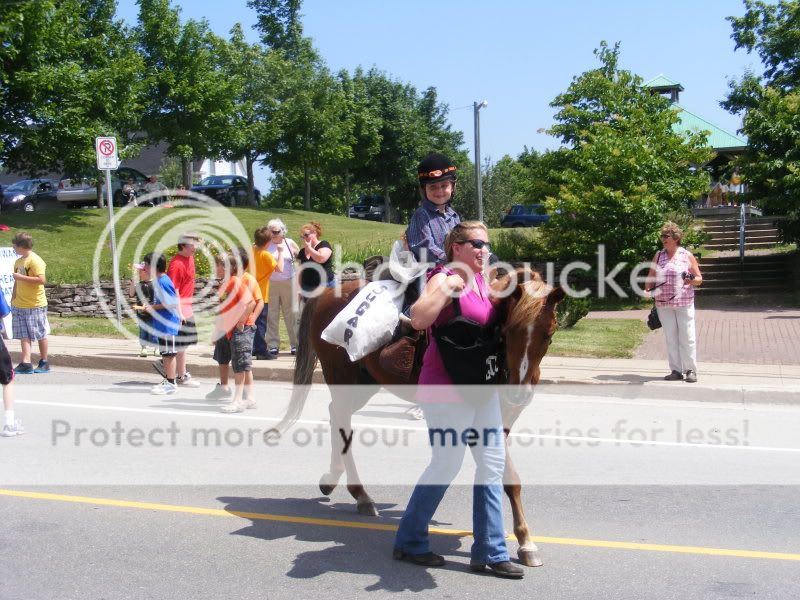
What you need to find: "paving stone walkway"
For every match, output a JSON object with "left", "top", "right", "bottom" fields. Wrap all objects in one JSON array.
[{"left": 589, "top": 307, "right": 800, "bottom": 365}]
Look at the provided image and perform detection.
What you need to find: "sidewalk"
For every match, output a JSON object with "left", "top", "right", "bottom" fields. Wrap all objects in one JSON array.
[{"left": 10, "top": 335, "right": 800, "bottom": 405}]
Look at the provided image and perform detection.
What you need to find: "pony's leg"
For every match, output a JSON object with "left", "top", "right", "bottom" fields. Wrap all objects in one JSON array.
[
  {"left": 326, "top": 384, "right": 380, "bottom": 516},
  {"left": 502, "top": 403, "right": 543, "bottom": 568},
  {"left": 319, "top": 396, "right": 345, "bottom": 496},
  {"left": 503, "top": 443, "right": 543, "bottom": 567}
]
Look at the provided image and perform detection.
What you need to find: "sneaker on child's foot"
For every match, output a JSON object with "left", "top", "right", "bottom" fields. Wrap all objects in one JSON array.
[
  {"left": 1, "top": 420, "right": 25, "bottom": 437},
  {"left": 290, "top": 347, "right": 297, "bottom": 356},
  {"left": 177, "top": 372, "right": 200, "bottom": 388},
  {"left": 139, "top": 347, "right": 149, "bottom": 358},
  {"left": 205, "top": 383, "right": 232, "bottom": 401},
  {"left": 153, "top": 348, "right": 161, "bottom": 357},
  {"left": 34, "top": 360, "right": 50, "bottom": 373},
  {"left": 151, "top": 380, "right": 177, "bottom": 395},
  {"left": 243, "top": 398, "right": 257, "bottom": 409},
  {"left": 14, "top": 362, "right": 34, "bottom": 375},
  {"left": 220, "top": 401, "right": 245, "bottom": 413}
]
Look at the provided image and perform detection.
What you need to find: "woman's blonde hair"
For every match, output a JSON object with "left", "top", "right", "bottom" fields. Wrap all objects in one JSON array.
[
  {"left": 444, "top": 221, "right": 488, "bottom": 260},
  {"left": 300, "top": 221, "right": 322, "bottom": 237},
  {"left": 660, "top": 221, "right": 683, "bottom": 244}
]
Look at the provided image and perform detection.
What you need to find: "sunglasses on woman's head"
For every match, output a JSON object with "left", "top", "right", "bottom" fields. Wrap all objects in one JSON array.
[{"left": 456, "top": 239, "right": 491, "bottom": 250}]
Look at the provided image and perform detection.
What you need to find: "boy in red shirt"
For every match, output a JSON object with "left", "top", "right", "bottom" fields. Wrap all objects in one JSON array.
[{"left": 164, "top": 232, "right": 199, "bottom": 387}]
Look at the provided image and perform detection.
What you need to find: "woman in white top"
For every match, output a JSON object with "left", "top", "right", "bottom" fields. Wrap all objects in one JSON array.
[{"left": 265, "top": 219, "right": 300, "bottom": 358}]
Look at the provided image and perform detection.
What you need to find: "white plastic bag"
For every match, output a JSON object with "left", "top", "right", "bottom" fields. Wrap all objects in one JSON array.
[
  {"left": 388, "top": 239, "right": 428, "bottom": 283},
  {"left": 321, "top": 280, "right": 404, "bottom": 361}
]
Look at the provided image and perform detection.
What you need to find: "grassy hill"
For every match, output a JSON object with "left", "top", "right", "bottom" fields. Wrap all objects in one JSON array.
[{"left": 0, "top": 206, "right": 405, "bottom": 284}]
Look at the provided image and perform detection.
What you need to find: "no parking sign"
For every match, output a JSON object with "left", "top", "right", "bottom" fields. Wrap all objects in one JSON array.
[{"left": 95, "top": 136, "right": 119, "bottom": 170}]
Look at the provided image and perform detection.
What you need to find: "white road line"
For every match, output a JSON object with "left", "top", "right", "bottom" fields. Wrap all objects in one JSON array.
[{"left": 17, "top": 399, "right": 800, "bottom": 453}]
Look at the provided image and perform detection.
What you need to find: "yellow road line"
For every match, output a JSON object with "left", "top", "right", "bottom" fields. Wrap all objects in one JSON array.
[{"left": 1, "top": 489, "right": 798, "bottom": 562}]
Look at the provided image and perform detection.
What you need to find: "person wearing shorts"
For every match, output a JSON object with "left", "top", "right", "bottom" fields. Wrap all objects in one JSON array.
[
  {"left": 211, "top": 249, "right": 263, "bottom": 413},
  {"left": 142, "top": 253, "right": 181, "bottom": 396},
  {"left": 10, "top": 232, "right": 50, "bottom": 375},
  {"left": 165, "top": 233, "right": 200, "bottom": 387}
]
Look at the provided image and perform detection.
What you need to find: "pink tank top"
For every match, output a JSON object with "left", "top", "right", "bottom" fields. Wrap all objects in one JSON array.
[{"left": 417, "top": 268, "right": 496, "bottom": 403}]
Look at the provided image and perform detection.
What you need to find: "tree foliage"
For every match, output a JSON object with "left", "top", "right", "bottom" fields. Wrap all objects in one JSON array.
[
  {"left": 540, "top": 42, "right": 712, "bottom": 265},
  {"left": 136, "top": 0, "right": 237, "bottom": 188},
  {"left": 0, "top": 0, "right": 145, "bottom": 199},
  {"left": 723, "top": 0, "right": 800, "bottom": 243}
]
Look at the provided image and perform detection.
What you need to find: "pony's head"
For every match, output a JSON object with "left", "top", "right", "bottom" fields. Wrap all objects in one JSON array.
[{"left": 491, "top": 268, "right": 565, "bottom": 392}]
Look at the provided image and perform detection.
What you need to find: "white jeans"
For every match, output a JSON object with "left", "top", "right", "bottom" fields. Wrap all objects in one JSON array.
[{"left": 656, "top": 304, "right": 697, "bottom": 373}]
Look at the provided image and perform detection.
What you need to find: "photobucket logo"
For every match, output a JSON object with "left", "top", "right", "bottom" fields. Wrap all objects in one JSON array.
[
  {"left": 293, "top": 243, "right": 661, "bottom": 302},
  {"left": 92, "top": 191, "right": 252, "bottom": 341}
]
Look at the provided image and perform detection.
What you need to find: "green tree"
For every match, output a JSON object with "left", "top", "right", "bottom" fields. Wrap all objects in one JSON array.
[
  {"left": 0, "top": 0, "right": 145, "bottom": 205},
  {"left": 136, "top": 0, "right": 237, "bottom": 188},
  {"left": 723, "top": 0, "right": 800, "bottom": 243},
  {"left": 217, "top": 24, "right": 288, "bottom": 205},
  {"left": 540, "top": 42, "right": 712, "bottom": 266}
]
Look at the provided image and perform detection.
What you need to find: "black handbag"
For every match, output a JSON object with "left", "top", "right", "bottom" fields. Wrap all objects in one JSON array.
[
  {"left": 647, "top": 306, "right": 661, "bottom": 330},
  {"left": 432, "top": 297, "right": 500, "bottom": 385}
]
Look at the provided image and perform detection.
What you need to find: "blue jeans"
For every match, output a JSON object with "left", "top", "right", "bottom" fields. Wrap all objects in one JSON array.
[
  {"left": 252, "top": 304, "right": 269, "bottom": 356},
  {"left": 394, "top": 395, "right": 508, "bottom": 563}
]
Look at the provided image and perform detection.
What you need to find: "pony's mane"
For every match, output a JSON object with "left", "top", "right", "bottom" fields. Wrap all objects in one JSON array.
[{"left": 493, "top": 268, "right": 551, "bottom": 331}]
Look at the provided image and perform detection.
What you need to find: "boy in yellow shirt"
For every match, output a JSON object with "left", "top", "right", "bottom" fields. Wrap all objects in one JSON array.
[
  {"left": 250, "top": 226, "right": 283, "bottom": 360},
  {"left": 10, "top": 232, "right": 49, "bottom": 374}
]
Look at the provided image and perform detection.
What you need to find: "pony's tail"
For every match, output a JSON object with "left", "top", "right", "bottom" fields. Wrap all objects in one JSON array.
[{"left": 266, "top": 297, "right": 319, "bottom": 438}]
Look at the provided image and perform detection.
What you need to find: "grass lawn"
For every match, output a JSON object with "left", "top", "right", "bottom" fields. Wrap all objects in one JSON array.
[
  {"left": 48, "top": 315, "right": 650, "bottom": 359},
  {"left": 549, "top": 318, "right": 650, "bottom": 359},
  {"left": 0, "top": 206, "right": 404, "bottom": 284}
]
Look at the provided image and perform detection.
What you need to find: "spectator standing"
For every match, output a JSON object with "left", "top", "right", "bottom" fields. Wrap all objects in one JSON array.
[
  {"left": 130, "top": 263, "right": 158, "bottom": 357},
  {"left": 297, "top": 222, "right": 334, "bottom": 302},
  {"left": 10, "top": 232, "right": 50, "bottom": 374},
  {"left": 265, "top": 219, "right": 299, "bottom": 358},
  {"left": 251, "top": 227, "right": 284, "bottom": 359},
  {"left": 142, "top": 253, "right": 181, "bottom": 396},
  {"left": 164, "top": 233, "right": 200, "bottom": 387},
  {"left": 646, "top": 222, "right": 703, "bottom": 383},
  {"left": 214, "top": 250, "right": 263, "bottom": 413}
]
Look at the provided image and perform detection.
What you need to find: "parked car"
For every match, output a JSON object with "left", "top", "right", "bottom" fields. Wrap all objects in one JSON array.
[
  {"left": 56, "top": 167, "right": 149, "bottom": 207},
  {"left": 1, "top": 179, "right": 60, "bottom": 213},
  {"left": 191, "top": 175, "right": 261, "bottom": 206},
  {"left": 348, "top": 194, "right": 386, "bottom": 221},
  {"left": 500, "top": 204, "right": 551, "bottom": 228}
]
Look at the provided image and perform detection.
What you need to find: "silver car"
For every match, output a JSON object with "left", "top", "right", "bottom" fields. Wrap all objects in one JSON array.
[{"left": 56, "top": 167, "right": 149, "bottom": 207}]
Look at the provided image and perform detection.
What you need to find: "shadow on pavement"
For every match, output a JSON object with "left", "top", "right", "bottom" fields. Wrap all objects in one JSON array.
[{"left": 218, "top": 494, "right": 466, "bottom": 592}]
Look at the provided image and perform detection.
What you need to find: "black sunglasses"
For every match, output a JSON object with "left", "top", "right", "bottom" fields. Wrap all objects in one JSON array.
[
  {"left": 270, "top": 230, "right": 282, "bottom": 235},
  {"left": 456, "top": 239, "right": 491, "bottom": 251},
  {"left": 660, "top": 234, "right": 674, "bottom": 239}
]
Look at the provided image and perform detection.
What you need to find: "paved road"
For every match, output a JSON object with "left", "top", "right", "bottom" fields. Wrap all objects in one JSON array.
[{"left": 2, "top": 368, "right": 799, "bottom": 599}]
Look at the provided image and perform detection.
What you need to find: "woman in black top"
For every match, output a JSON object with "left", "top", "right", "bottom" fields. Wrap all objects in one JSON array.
[{"left": 297, "top": 222, "right": 334, "bottom": 297}]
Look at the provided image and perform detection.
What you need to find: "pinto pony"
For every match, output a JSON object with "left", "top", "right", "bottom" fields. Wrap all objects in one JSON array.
[{"left": 271, "top": 268, "right": 564, "bottom": 567}]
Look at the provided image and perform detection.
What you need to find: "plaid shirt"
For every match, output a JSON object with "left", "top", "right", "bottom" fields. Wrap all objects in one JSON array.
[
  {"left": 407, "top": 200, "right": 460, "bottom": 265},
  {"left": 654, "top": 247, "right": 695, "bottom": 308}
]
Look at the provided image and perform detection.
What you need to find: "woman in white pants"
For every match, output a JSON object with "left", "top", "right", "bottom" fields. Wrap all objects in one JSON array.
[
  {"left": 646, "top": 222, "right": 703, "bottom": 382},
  {"left": 265, "top": 219, "right": 300, "bottom": 358}
]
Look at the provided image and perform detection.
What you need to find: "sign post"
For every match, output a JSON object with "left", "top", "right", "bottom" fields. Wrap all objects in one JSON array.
[{"left": 96, "top": 136, "right": 122, "bottom": 324}]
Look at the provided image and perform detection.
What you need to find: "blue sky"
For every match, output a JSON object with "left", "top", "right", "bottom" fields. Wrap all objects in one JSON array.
[{"left": 116, "top": 0, "right": 760, "bottom": 192}]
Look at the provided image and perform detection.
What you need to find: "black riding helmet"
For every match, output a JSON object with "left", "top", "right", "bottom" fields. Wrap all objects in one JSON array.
[{"left": 417, "top": 153, "right": 457, "bottom": 186}]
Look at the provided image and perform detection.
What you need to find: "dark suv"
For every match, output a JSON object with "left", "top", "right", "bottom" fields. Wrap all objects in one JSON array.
[
  {"left": 191, "top": 175, "right": 261, "bottom": 206},
  {"left": 500, "top": 204, "right": 551, "bottom": 228},
  {"left": 348, "top": 194, "right": 385, "bottom": 222}
]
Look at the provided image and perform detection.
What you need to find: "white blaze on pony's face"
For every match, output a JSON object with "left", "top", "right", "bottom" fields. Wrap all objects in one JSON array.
[{"left": 493, "top": 270, "right": 565, "bottom": 388}]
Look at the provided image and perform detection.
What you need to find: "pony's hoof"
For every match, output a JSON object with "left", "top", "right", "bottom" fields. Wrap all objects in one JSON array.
[
  {"left": 318, "top": 474, "right": 340, "bottom": 496},
  {"left": 518, "top": 548, "right": 543, "bottom": 567},
  {"left": 357, "top": 502, "right": 379, "bottom": 517}
]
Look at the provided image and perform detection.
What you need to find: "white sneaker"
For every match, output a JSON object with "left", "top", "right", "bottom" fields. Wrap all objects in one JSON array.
[
  {"left": 177, "top": 372, "right": 200, "bottom": 388},
  {"left": 243, "top": 398, "right": 257, "bottom": 409},
  {"left": 1, "top": 419, "right": 25, "bottom": 437},
  {"left": 220, "top": 401, "right": 245, "bottom": 414},
  {"left": 151, "top": 380, "right": 177, "bottom": 395}
]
